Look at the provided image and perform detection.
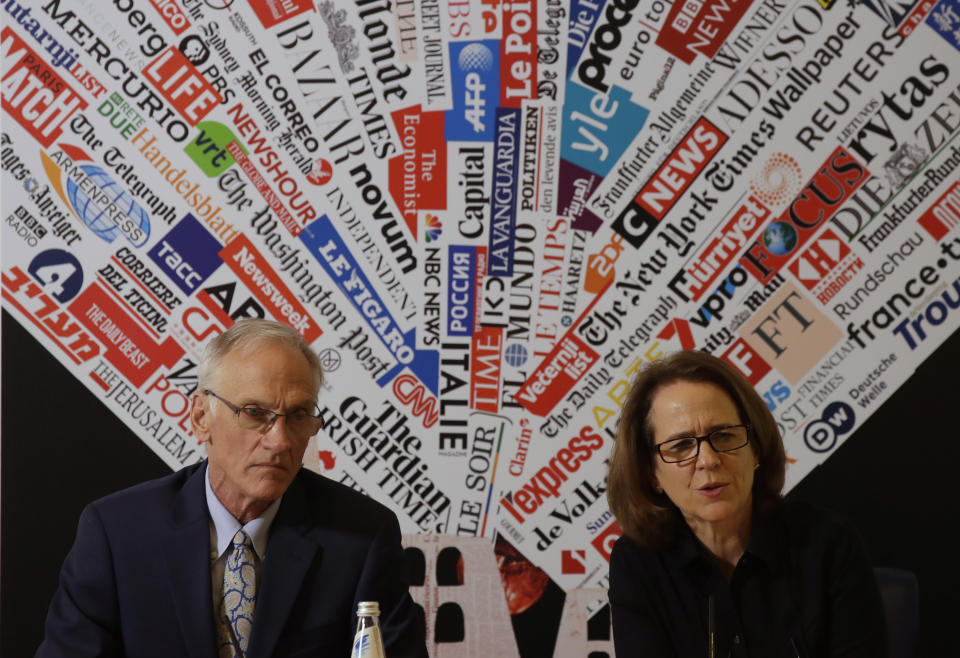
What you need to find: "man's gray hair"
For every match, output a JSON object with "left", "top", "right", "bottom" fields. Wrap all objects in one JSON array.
[{"left": 197, "top": 318, "right": 324, "bottom": 394}]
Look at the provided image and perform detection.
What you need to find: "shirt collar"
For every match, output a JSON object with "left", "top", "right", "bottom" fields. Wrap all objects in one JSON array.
[
  {"left": 667, "top": 503, "right": 786, "bottom": 572},
  {"left": 205, "top": 463, "right": 281, "bottom": 560}
]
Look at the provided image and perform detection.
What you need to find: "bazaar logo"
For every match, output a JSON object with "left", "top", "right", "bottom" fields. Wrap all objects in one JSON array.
[{"left": 40, "top": 144, "right": 150, "bottom": 246}]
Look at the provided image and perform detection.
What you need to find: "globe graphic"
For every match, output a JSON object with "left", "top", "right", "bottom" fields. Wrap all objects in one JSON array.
[
  {"left": 504, "top": 343, "right": 528, "bottom": 368},
  {"left": 458, "top": 43, "right": 493, "bottom": 71},
  {"left": 762, "top": 221, "right": 798, "bottom": 255},
  {"left": 67, "top": 165, "right": 150, "bottom": 246}
]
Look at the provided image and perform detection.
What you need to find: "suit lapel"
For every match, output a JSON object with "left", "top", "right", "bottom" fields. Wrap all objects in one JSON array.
[
  {"left": 247, "top": 471, "right": 324, "bottom": 658},
  {"left": 162, "top": 463, "right": 218, "bottom": 658}
]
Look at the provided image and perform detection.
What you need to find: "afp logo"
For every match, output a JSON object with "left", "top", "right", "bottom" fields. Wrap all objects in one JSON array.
[{"left": 446, "top": 40, "right": 500, "bottom": 141}]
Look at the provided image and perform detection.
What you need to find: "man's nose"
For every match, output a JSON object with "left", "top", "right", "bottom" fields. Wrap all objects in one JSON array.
[{"left": 260, "top": 416, "right": 294, "bottom": 450}]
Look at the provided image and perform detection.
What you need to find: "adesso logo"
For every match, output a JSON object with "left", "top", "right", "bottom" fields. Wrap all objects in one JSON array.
[{"left": 446, "top": 40, "right": 500, "bottom": 142}]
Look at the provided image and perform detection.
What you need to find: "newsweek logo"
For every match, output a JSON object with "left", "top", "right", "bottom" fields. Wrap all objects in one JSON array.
[
  {"left": 219, "top": 234, "right": 323, "bottom": 342},
  {"left": 917, "top": 178, "right": 960, "bottom": 241},
  {"left": 612, "top": 117, "right": 727, "bottom": 249},
  {"left": 446, "top": 40, "right": 500, "bottom": 141},
  {"left": 149, "top": 0, "right": 190, "bottom": 36},
  {"left": 657, "top": 0, "right": 754, "bottom": 64},
  {"left": 788, "top": 229, "right": 865, "bottom": 305},
  {"left": 144, "top": 46, "right": 221, "bottom": 126},
  {"left": 740, "top": 146, "right": 868, "bottom": 283},
  {"left": 1, "top": 28, "right": 87, "bottom": 148},
  {"left": 249, "top": 0, "right": 315, "bottom": 28}
]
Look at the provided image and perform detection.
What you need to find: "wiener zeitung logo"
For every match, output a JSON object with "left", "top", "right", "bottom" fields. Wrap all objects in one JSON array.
[{"left": 40, "top": 144, "right": 150, "bottom": 247}]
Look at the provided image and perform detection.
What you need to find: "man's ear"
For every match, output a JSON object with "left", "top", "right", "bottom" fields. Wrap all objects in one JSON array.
[{"left": 191, "top": 392, "right": 212, "bottom": 444}]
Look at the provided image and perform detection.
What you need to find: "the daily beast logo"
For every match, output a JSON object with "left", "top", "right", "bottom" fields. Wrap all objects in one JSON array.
[{"left": 1, "top": 27, "right": 87, "bottom": 148}]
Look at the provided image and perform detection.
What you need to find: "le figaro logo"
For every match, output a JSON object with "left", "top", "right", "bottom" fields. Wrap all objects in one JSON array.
[{"left": 40, "top": 144, "right": 151, "bottom": 247}]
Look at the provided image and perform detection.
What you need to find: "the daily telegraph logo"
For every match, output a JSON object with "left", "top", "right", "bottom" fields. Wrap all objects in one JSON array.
[
  {"left": 148, "top": 214, "right": 223, "bottom": 295},
  {"left": 560, "top": 81, "right": 650, "bottom": 179},
  {"left": 40, "top": 144, "right": 150, "bottom": 247},
  {"left": 917, "top": 178, "right": 960, "bottom": 241},
  {"left": 657, "top": 0, "right": 754, "bottom": 64},
  {"left": 1, "top": 27, "right": 87, "bottom": 148},
  {"left": 144, "top": 46, "right": 221, "bottom": 127},
  {"left": 740, "top": 146, "right": 868, "bottom": 283},
  {"left": 446, "top": 40, "right": 500, "bottom": 141},
  {"left": 612, "top": 117, "right": 727, "bottom": 249},
  {"left": 448, "top": 245, "right": 477, "bottom": 337},
  {"left": 250, "top": 0, "right": 315, "bottom": 28},
  {"left": 219, "top": 234, "right": 323, "bottom": 343},
  {"left": 788, "top": 229, "right": 865, "bottom": 305}
]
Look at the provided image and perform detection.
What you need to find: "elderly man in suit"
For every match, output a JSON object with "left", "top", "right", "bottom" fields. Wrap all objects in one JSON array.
[{"left": 38, "top": 319, "right": 427, "bottom": 658}]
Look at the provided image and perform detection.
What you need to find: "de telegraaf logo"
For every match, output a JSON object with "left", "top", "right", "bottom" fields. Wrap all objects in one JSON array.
[{"left": 803, "top": 401, "right": 855, "bottom": 453}]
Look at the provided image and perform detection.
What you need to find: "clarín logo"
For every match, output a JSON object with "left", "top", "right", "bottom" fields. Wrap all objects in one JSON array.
[
  {"left": 423, "top": 213, "right": 442, "bottom": 242},
  {"left": 39, "top": 144, "right": 150, "bottom": 246}
]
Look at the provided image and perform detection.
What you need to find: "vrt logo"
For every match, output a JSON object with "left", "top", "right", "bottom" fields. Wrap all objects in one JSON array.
[
  {"left": 561, "top": 549, "right": 587, "bottom": 574},
  {"left": 803, "top": 401, "right": 855, "bottom": 453}
]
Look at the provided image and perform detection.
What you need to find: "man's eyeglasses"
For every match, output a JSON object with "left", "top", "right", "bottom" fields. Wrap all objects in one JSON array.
[
  {"left": 654, "top": 424, "right": 752, "bottom": 463},
  {"left": 203, "top": 390, "right": 323, "bottom": 438}
]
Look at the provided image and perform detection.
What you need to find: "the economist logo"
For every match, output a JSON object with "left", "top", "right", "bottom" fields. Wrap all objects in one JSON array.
[
  {"left": 389, "top": 105, "right": 447, "bottom": 239},
  {"left": 657, "top": 0, "right": 753, "bottom": 64},
  {"left": 1, "top": 27, "right": 87, "bottom": 148}
]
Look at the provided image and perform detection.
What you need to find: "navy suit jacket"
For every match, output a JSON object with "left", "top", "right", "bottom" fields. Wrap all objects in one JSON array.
[{"left": 38, "top": 462, "right": 427, "bottom": 658}]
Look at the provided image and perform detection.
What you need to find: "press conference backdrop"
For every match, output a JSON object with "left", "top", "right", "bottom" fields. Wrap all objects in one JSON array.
[{"left": 2, "top": 0, "right": 959, "bottom": 655}]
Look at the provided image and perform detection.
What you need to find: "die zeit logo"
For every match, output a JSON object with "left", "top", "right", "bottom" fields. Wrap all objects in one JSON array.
[
  {"left": 499, "top": 426, "right": 605, "bottom": 524},
  {"left": 741, "top": 146, "right": 869, "bottom": 283},
  {"left": 1, "top": 28, "right": 87, "bottom": 148},
  {"left": 657, "top": 0, "right": 754, "bottom": 64},
  {"left": 613, "top": 117, "right": 727, "bottom": 249}
]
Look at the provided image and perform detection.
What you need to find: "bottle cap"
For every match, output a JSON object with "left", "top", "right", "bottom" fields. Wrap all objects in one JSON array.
[{"left": 357, "top": 601, "right": 380, "bottom": 617}]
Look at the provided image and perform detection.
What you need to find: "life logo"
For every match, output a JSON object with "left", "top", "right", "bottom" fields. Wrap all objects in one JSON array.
[
  {"left": 446, "top": 40, "right": 500, "bottom": 141},
  {"left": 39, "top": 144, "right": 150, "bottom": 246},
  {"left": 803, "top": 401, "right": 855, "bottom": 453}
]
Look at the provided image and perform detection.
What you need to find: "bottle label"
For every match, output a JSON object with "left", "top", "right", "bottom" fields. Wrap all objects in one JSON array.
[{"left": 350, "top": 626, "right": 385, "bottom": 658}]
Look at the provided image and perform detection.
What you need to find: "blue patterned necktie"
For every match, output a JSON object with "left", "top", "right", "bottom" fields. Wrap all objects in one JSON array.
[{"left": 217, "top": 529, "right": 257, "bottom": 657}]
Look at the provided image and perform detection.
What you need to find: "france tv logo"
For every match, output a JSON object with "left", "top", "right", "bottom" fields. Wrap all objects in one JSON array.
[{"left": 446, "top": 40, "right": 500, "bottom": 142}]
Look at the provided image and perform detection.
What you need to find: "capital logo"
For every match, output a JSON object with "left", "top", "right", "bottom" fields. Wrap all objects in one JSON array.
[
  {"left": 750, "top": 152, "right": 803, "bottom": 208},
  {"left": 561, "top": 549, "right": 587, "bottom": 574},
  {"left": 40, "top": 144, "right": 150, "bottom": 246}
]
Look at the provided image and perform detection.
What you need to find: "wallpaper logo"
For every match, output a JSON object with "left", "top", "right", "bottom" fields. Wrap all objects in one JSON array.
[
  {"left": 750, "top": 152, "right": 804, "bottom": 208},
  {"left": 424, "top": 214, "right": 443, "bottom": 242},
  {"left": 40, "top": 144, "right": 150, "bottom": 246},
  {"left": 184, "top": 121, "right": 245, "bottom": 177}
]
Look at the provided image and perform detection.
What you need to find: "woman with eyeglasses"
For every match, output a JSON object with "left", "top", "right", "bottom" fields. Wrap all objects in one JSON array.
[{"left": 606, "top": 350, "right": 887, "bottom": 658}]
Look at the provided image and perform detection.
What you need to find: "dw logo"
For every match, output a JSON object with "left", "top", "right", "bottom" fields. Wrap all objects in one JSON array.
[{"left": 803, "top": 401, "right": 856, "bottom": 453}]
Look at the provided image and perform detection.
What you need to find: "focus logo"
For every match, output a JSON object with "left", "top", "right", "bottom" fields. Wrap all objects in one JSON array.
[
  {"left": 446, "top": 40, "right": 500, "bottom": 141},
  {"left": 148, "top": 214, "right": 223, "bottom": 295},
  {"left": 1, "top": 27, "right": 87, "bottom": 148},
  {"left": 788, "top": 229, "right": 865, "bottom": 305},
  {"left": 590, "top": 519, "right": 621, "bottom": 562}
]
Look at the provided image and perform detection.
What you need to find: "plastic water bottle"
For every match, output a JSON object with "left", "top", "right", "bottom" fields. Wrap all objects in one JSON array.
[{"left": 350, "top": 601, "right": 386, "bottom": 658}]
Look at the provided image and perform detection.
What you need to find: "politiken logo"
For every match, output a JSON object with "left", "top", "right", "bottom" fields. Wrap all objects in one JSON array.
[
  {"left": 148, "top": 214, "right": 223, "bottom": 295},
  {"left": 446, "top": 40, "right": 500, "bottom": 142},
  {"left": 40, "top": 144, "right": 150, "bottom": 246}
]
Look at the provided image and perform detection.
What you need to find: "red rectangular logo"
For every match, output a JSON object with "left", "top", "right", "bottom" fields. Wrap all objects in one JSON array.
[
  {"left": 917, "top": 178, "right": 960, "bottom": 241},
  {"left": 219, "top": 235, "right": 322, "bottom": 342},
  {"left": 143, "top": 46, "right": 221, "bottom": 126},
  {"left": 471, "top": 325, "right": 503, "bottom": 412},
  {"left": 788, "top": 228, "right": 864, "bottom": 305},
  {"left": 1, "top": 27, "right": 87, "bottom": 148},
  {"left": 516, "top": 334, "right": 599, "bottom": 416},
  {"left": 389, "top": 105, "right": 447, "bottom": 238},
  {"left": 656, "top": 0, "right": 753, "bottom": 64},
  {"left": 500, "top": 1, "right": 537, "bottom": 108},
  {"left": 634, "top": 117, "right": 727, "bottom": 221},
  {"left": 149, "top": 0, "right": 191, "bottom": 35},
  {"left": 249, "top": 0, "right": 315, "bottom": 28}
]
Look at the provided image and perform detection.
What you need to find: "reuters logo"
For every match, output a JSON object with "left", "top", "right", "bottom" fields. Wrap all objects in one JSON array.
[{"left": 750, "top": 152, "right": 802, "bottom": 207}]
